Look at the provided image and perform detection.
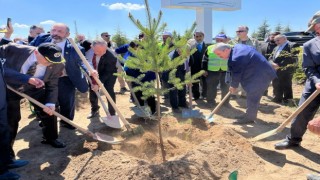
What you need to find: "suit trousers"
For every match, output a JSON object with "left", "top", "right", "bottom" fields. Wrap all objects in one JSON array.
[
  {"left": 168, "top": 70, "right": 187, "bottom": 109},
  {"left": 206, "top": 71, "right": 229, "bottom": 104},
  {"left": 192, "top": 76, "right": 206, "bottom": 99},
  {"left": 58, "top": 76, "right": 76, "bottom": 121},
  {"left": 245, "top": 80, "right": 271, "bottom": 120},
  {"left": 7, "top": 86, "right": 58, "bottom": 158},
  {"left": 287, "top": 80, "right": 320, "bottom": 143},
  {"left": 272, "top": 70, "right": 293, "bottom": 101},
  {"left": 89, "top": 76, "right": 117, "bottom": 116},
  {"left": 132, "top": 82, "right": 156, "bottom": 114}
]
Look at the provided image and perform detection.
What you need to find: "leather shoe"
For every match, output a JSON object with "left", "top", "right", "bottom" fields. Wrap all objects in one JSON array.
[
  {"left": 274, "top": 139, "right": 300, "bottom": 150},
  {"left": 87, "top": 111, "right": 99, "bottom": 119},
  {"left": 7, "top": 160, "right": 29, "bottom": 169},
  {"left": 0, "top": 171, "right": 20, "bottom": 180},
  {"left": 307, "top": 174, "right": 320, "bottom": 180},
  {"left": 41, "top": 139, "right": 66, "bottom": 148},
  {"left": 233, "top": 118, "right": 254, "bottom": 124},
  {"left": 60, "top": 122, "right": 76, "bottom": 130}
]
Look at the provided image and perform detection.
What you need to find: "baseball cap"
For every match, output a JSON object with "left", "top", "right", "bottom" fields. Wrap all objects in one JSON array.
[
  {"left": 37, "top": 43, "right": 65, "bottom": 63},
  {"left": 215, "top": 34, "right": 227, "bottom": 39}
]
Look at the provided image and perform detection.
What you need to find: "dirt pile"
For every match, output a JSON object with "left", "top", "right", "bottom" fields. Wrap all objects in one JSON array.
[{"left": 63, "top": 125, "right": 264, "bottom": 179}]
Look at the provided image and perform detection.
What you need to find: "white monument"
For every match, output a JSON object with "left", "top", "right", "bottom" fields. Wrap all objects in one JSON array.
[{"left": 161, "top": 0, "right": 241, "bottom": 43}]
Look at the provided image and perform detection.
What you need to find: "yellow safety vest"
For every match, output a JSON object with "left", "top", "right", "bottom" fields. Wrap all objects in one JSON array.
[{"left": 207, "top": 44, "right": 228, "bottom": 71}]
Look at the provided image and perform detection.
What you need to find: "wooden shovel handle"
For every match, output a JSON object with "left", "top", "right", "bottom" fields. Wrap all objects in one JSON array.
[
  {"left": 68, "top": 38, "right": 131, "bottom": 130},
  {"left": 7, "top": 85, "right": 94, "bottom": 137},
  {"left": 207, "top": 92, "right": 231, "bottom": 118},
  {"left": 276, "top": 89, "right": 320, "bottom": 133}
]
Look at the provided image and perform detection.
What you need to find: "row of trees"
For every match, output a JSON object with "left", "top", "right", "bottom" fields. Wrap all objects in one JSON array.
[{"left": 251, "top": 20, "right": 292, "bottom": 40}]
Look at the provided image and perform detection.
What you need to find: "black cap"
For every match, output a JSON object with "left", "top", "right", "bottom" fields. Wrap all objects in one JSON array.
[{"left": 37, "top": 43, "right": 65, "bottom": 63}]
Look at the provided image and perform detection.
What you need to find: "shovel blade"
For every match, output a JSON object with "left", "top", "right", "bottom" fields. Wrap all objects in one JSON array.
[
  {"left": 94, "top": 132, "right": 123, "bottom": 144},
  {"left": 182, "top": 109, "right": 202, "bottom": 118},
  {"left": 205, "top": 114, "right": 214, "bottom": 123},
  {"left": 100, "top": 115, "right": 124, "bottom": 129},
  {"left": 130, "top": 106, "right": 151, "bottom": 118}
]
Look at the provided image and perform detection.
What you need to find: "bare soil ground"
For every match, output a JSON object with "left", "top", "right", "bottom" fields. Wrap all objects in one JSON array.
[{"left": 12, "top": 82, "right": 320, "bottom": 180}]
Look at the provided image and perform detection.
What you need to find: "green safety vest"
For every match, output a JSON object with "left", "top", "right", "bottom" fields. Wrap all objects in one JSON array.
[{"left": 207, "top": 44, "right": 228, "bottom": 71}]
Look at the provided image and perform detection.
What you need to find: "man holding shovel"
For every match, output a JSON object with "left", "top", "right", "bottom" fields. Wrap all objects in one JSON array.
[
  {"left": 275, "top": 12, "right": 320, "bottom": 150},
  {"left": 213, "top": 43, "right": 276, "bottom": 124}
]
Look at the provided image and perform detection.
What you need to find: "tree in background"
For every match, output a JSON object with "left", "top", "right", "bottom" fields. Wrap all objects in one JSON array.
[
  {"left": 283, "top": 24, "right": 291, "bottom": 33},
  {"left": 119, "top": 0, "right": 202, "bottom": 162},
  {"left": 112, "top": 27, "right": 130, "bottom": 47},
  {"left": 251, "top": 30, "right": 258, "bottom": 39},
  {"left": 256, "top": 19, "right": 271, "bottom": 40},
  {"left": 274, "top": 23, "right": 283, "bottom": 33}
]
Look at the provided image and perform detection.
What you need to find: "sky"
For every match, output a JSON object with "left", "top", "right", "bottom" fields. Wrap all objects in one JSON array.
[{"left": 0, "top": 0, "right": 319, "bottom": 42}]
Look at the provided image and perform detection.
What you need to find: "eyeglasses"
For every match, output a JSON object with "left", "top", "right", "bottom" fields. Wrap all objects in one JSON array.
[{"left": 236, "top": 30, "right": 246, "bottom": 33}]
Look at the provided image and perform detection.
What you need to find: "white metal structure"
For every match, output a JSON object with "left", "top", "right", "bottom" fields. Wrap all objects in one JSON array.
[{"left": 161, "top": 0, "right": 241, "bottom": 43}]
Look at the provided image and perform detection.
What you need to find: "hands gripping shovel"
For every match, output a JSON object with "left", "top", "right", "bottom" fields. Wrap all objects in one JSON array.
[
  {"left": 7, "top": 85, "right": 123, "bottom": 144},
  {"left": 82, "top": 71, "right": 123, "bottom": 129}
]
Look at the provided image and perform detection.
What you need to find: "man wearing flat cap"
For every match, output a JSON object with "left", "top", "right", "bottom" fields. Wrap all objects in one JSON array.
[
  {"left": 275, "top": 12, "right": 320, "bottom": 150},
  {"left": 1, "top": 42, "right": 66, "bottom": 164}
]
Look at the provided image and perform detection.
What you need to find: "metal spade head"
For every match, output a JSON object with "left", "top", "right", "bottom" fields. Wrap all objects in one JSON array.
[
  {"left": 205, "top": 114, "right": 214, "bottom": 123},
  {"left": 100, "top": 115, "right": 124, "bottom": 129},
  {"left": 93, "top": 132, "right": 123, "bottom": 144},
  {"left": 130, "top": 106, "right": 152, "bottom": 118},
  {"left": 182, "top": 109, "right": 202, "bottom": 118}
]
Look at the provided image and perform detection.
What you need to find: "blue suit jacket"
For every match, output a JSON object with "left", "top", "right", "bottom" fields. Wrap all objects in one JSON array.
[
  {"left": 228, "top": 44, "right": 277, "bottom": 93},
  {"left": 30, "top": 34, "right": 88, "bottom": 93}
]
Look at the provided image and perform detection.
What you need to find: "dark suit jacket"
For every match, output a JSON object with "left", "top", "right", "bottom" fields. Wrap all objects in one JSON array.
[
  {"left": 270, "top": 42, "right": 300, "bottom": 73},
  {"left": 30, "top": 34, "right": 88, "bottom": 93},
  {"left": 0, "top": 43, "right": 64, "bottom": 104},
  {"left": 260, "top": 41, "right": 277, "bottom": 60},
  {"left": 302, "top": 37, "right": 320, "bottom": 85},
  {"left": 190, "top": 42, "right": 206, "bottom": 74},
  {"left": 92, "top": 50, "right": 117, "bottom": 84},
  {"left": 228, "top": 44, "right": 277, "bottom": 93}
]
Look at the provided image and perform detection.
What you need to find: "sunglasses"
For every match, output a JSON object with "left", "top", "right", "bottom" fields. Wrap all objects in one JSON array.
[
  {"left": 236, "top": 30, "right": 246, "bottom": 33},
  {"left": 102, "top": 35, "right": 110, "bottom": 37}
]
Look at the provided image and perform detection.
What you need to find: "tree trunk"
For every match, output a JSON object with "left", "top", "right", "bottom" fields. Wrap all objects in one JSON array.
[{"left": 156, "top": 72, "right": 166, "bottom": 162}]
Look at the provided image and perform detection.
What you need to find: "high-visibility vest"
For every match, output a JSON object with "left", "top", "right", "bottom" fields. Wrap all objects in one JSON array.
[{"left": 207, "top": 44, "right": 228, "bottom": 71}]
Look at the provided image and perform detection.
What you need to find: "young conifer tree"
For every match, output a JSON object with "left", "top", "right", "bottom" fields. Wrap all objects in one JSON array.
[{"left": 120, "top": 0, "right": 204, "bottom": 162}]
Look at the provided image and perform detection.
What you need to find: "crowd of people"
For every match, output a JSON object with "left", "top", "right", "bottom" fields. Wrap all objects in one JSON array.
[{"left": 0, "top": 10, "right": 320, "bottom": 179}]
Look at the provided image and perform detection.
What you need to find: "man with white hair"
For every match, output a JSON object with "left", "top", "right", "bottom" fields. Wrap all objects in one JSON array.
[{"left": 213, "top": 43, "right": 276, "bottom": 124}]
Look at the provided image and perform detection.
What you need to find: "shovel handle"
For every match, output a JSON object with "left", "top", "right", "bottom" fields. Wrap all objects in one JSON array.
[
  {"left": 68, "top": 38, "right": 132, "bottom": 130},
  {"left": 276, "top": 89, "right": 320, "bottom": 133},
  {"left": 82, "top": 71, "right": 111, "bottom": 117},
  {"left": 7, "top": 85, "right": 95, "bottom": 138},
  {"left": 207, "top": 92, "right": 231, "bottom": 118}
]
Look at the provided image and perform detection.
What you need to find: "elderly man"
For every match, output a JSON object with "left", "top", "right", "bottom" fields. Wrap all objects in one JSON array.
[
  {"left": 274, "top": 15, "right": 320, "bottom": 150},
  {"left": 30, "top": 23, "right": 89, "bottom": 130},
  {"left": 213, "top": 43, "right": 276, "bottom": 124},
  {"left": 269, "top": 34, "right": 300, "bottom": 104},
  {"left": 202, "top": 33, "right": 230, "bottom": 108},
  {"left": 190, "top": 31, "right": 207, "bottom": 100},
  {"left": 87, "top": 39, "right": 118, "bottom": 117}
]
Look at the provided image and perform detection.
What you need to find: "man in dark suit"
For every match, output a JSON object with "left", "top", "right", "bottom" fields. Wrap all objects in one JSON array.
[
  {"left": 30, "top": 23, "right": 89, "bottom": 129},
  {"left": 87, "top": 39, "right": 118, "bottom": 116},
  {"left": 190, "top": 31, "right": 207, "bottom": 100},
  {"left": 275, "top": 16, "right": 320, "bottom": 150},
  {"left": 1, "top": 43, "right": 65, "bottom": 159},
  {"left": 213, "top": 43, "right": 277, "bottom": 124},
  {"left": 269, "top": 34, "right": 300, "bottom": 104}
]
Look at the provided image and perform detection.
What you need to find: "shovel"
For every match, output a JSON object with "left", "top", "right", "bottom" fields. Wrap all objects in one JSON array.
[
  {"left": 117, "top": 65, "right": 153, "bottom": 119},
  {"left": 7, "top": 85, "right": 123, "bottom": 144},
  {"left": 205, "top": 92, "right": 231, "bottom": 123},
  {"left": 252, "top": 89, "right": 320, "bottom": 141},
  {"left": 69, "top": 38, "right": 144, "bottom": 136},
  {"left": 182, "top": 83, "right": 201, "bottom": 118},
  {"left": 82, "top": 71, "right": 123, "bottom": 129}
]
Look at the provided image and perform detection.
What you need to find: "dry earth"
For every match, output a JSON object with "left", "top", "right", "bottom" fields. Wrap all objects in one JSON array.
[{"left": 12, "top": 82, "right": 320, "bottom": 180}]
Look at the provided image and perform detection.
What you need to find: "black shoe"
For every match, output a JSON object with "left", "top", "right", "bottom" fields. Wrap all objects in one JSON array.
[
  {"left": 233, "top": 118, "right": 254, "bottom": 124},
  {"left": 7, "top": 160, "right": 29, "bottom": 169},
  {"left": 60, "top": 122, "right": 76, "bottom": 130},
  {"left": 41, "top": 139, "right": 66, "bottom": 148},
  {"left": 87, "top": 111, "right": 99, "bottom": 119},
  {"left": 274, "top": 139, "right": 300, "bottom": 150},
  {"left": 0, "top": 171, "right": 20, "bottom": 180},
  {"left": 307, "top": 174, "right": 320, "bottom": 180},
  {"left": 172, "top": 108, "right": 182, "bottom": 113}
]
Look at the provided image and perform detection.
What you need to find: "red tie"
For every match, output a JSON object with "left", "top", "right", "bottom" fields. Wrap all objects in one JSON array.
[{"left": 92, "top": 54, "right": 97, "bottom": 70}]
